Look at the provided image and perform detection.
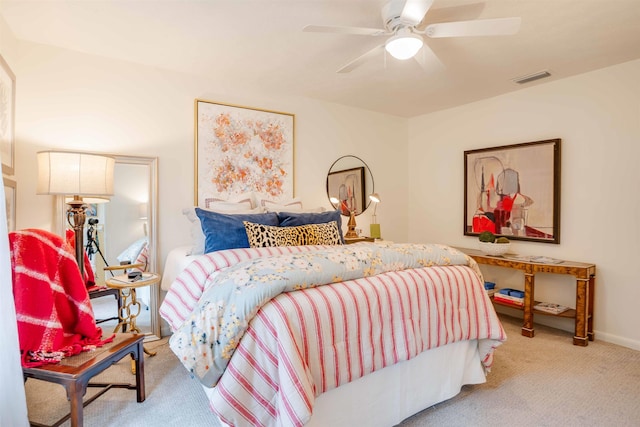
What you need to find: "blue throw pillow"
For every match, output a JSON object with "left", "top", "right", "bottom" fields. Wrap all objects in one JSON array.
[
  {"left": 276, "top": 210, "right": 344, "bottom": 243},
  {"left": 195, "top": 208, "right": 279, "bottom": 253}
]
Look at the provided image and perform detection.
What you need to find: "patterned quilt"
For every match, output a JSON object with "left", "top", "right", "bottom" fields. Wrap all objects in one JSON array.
[{"left": 161, "top": 243, "right": 506, "bottom": 426}]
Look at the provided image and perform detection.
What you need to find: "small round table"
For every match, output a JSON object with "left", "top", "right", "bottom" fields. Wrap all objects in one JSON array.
[{"left": 106, "top": 272, "right": 160, "bottom": 358}]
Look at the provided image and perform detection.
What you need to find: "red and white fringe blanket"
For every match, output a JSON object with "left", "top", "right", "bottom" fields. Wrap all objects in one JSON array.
[{"left": 9, "top": 229, "right": 113, "bottom": 367}]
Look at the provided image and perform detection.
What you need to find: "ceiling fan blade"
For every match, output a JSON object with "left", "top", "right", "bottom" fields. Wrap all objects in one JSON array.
[
  {"left": 413, "top": 43, "right": 445, "bottom": 73},
  {"left": 401, "top": 0, "right": 435, "bottom": 25},
  {"left": 336, "top": 44, "right": 385, "bottom": 73},
  {"left": 303, "top": 24, "right": 387, "bottom": 36},
  {"left": 425, "top": 17, "right": 521, "bottom": 38}
]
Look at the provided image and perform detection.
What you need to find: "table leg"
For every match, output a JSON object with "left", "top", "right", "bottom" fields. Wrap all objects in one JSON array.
[
  {"left": 113, "top": 288, "right": 157, "bottom": 372},
  {"left": 522, "top": 272, "right": 535, "bottom": 338},
  {"left": 587, "top": 274, "right": 595, "bottom": 341},
  {"left": 573, "top": 277, "right": 590, "bottom": 346}
]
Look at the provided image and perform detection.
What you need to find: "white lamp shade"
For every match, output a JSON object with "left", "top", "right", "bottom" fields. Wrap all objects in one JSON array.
[
  {"left": 369, "top": 193, "right": 381, "bottom": 203},
  {"left": 37, "top": 151, "right": 115, "bottom": 196},
  {"left": 385, "top": 34, "right": 424, "bottom": 60}
]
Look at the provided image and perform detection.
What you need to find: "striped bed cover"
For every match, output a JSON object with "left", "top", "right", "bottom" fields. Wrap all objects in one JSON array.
[{"left": 160, "top": 244, "right": 506, "bottom": 427}]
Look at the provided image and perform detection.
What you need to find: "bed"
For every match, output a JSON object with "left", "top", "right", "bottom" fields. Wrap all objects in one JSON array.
[{"left": 159, "top": 207, "right": 506, "bottom": 427}]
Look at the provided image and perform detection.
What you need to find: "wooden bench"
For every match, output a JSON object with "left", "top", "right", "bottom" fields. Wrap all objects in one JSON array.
[{"left": 23, "top": 333, "right": 145, "bottom": 427}]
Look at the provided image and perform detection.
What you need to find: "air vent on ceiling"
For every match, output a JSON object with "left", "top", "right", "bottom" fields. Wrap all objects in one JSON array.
[{"left": 512, "top": 70, "right": 552, "bottom": 85}]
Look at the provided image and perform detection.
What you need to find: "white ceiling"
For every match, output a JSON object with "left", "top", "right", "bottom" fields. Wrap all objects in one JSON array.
[{"left": 2, "top": 0, "right": 640, "bottom": 117}]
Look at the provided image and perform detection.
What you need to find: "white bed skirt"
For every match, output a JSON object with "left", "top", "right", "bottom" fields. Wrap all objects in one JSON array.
[{"left": 206, "top": 338, "right": 486, "bottom": 427}]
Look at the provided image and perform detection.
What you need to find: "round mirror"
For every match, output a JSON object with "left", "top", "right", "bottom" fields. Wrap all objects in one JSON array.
[{"left": 326, "top": 155, "right": 374, "bottom": 216}]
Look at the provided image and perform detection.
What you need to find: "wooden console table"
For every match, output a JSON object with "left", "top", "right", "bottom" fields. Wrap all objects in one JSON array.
[{"left": 457, "top": 248, "right": 596, "bottom": 346}]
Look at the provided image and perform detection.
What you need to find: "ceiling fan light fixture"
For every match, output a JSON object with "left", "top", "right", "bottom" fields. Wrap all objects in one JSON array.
[{"left": 385, "top": 33, "right": 423, "bottom": 60}]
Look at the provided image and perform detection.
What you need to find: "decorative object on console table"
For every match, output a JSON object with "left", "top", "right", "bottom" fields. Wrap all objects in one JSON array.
[
  {"left": 36, "top": 151, "right": 115, "bottom": 277},
  {"left": 369, "top": 192, "right": 381, "bottom": 239},
  {"left": 464, "top": 138, "right": 561, "bottom": 244},
  {"left": 0, "top": 53, "right": 16, "bottom": 176},
  {"left": 194, "top": 99, "right": 294, "bottom": 207},
  {"left": 456, "top": 247, "right": 595, "bottom": 346},
  {"left": 478, "top": 231, "right": 511, "bottom": 255}
]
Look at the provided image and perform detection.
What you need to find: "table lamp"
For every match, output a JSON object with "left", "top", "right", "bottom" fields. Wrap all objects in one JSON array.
[
  {"left": 37, "top": 151, "right": 115, "bottom": 277},
  {"left": 369, "top": 193, "right": 381, "bottom": 239}
]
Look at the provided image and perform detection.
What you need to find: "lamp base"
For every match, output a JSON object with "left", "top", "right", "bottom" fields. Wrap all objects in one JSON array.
[
  {"left": 370, "top": 223, "right": 381, "bottom": 239},
  {"left": 345, "top": 211, "right": 359, "bottom": 239},
  {"left": 67, "top": 196, "right": 87, "bottom": 278}
]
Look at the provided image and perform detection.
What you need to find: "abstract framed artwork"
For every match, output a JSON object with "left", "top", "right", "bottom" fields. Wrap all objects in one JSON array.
[
  {"left": 3, "top": 177, "right": 16, "bottom": 232},
  {"left": 327, "top": 166, "right": 365, "bottom": 216},
  {"left": 0, "top": 54, "right": 16, "bottom": 176},
  {"left": 464, "top": 138, "right": 561, "bottom": 244},
  {"left": 194, "top": 99, "right": 295, "bottom": 206}
]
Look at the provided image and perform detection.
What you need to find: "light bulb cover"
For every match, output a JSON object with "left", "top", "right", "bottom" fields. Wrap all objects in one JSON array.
[{"left": 385, "top": 33, "right": 423, "bottom": 60}]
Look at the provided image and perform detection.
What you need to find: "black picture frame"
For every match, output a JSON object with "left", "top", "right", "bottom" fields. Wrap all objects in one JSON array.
[{"left": 327, "top": 166, "right": 366, "bottom": 216}]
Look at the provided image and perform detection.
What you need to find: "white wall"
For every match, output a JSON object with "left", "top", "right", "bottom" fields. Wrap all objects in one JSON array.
[
  {"left": 1, "top": 20, "right": 408, "bottom": 277},
  {"left": 408, "top": 59, "right": 640, "bottom": 350},
  {"left": 0, "top": 14, "right": 30, "bottom": 426},
  {"left": 4, "top": 13, "right": 639, "bottom": 350}
]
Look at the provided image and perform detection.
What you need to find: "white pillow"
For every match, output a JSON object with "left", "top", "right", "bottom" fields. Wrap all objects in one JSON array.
[
  {"left": 259, "top": 197, "right": 303, "bottom": 211},
  {"left": 183, "top": 205, "right": 264, "bottom": 255},
  {"left": 203, "top": 195, "right": 254, "bottom": 210},
  {"left": 264, "top": 205, "right": 326, "bottom": 213}
]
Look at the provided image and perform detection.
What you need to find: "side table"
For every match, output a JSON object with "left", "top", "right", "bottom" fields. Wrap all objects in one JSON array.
[
  {"left": 106, "top": 272, "right": 161, "bottom": 357},
  {"left": 23, "top": 333, "right": 145, "bottom": 427}
]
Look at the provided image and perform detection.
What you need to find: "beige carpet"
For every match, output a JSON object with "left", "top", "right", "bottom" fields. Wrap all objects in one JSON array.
[{"left": 24, "top": 314, "right": 640, "bottom": 426}]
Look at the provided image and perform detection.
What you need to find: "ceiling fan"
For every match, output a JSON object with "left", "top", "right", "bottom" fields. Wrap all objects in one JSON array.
[{"left": 303, "top": 0, "right": 521, "bottom": 73}]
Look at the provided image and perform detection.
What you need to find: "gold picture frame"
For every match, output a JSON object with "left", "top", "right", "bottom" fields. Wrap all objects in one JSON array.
[
  {"left": 194, "top": 99, "right": 295, "bottom": 206},
  {"left": 0, "top": 54, "right": 16, "bottom": 176}
]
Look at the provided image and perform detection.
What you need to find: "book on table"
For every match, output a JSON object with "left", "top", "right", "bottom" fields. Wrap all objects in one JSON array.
[
  {"left": 534, "top": 302, "right": 570, "bottom": 314},
  {"left": 493, "top": 292, "right": 524, "bottom": 307}
]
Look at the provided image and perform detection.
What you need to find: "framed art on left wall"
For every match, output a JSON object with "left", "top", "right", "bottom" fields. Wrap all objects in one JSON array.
[
  {"left": 194, "top": 99, "right": 295, "bottom": 207},
  {"left": 0, "top": 54, "right": 16, "bottom": 176}
]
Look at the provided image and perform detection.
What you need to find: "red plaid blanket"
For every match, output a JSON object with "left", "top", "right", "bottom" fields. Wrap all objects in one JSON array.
[{"left": 9, "top": 229, "right": 112, "bottom": 367}]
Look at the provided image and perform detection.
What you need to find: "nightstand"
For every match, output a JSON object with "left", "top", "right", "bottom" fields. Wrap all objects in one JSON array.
[{"left": 344, "top": 236, "right": 376, "bottom": 244}]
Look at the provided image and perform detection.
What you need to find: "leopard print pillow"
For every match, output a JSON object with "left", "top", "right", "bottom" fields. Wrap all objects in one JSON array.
[{"left": 243, "top": 221, "right": 342, "bottom": 248}]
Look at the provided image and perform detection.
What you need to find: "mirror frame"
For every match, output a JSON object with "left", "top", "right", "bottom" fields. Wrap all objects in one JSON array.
[
  {"left": 326, "top": 155, "right": 375, "bottom": 216},
  {"left": 55, "top": 155, "right": 160, "bottom": 341}
]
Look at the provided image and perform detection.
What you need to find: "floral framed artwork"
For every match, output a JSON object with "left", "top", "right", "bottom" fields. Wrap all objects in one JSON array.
[
  {"left": 195, "top": 99, "right": 295, "bottom": 206},
  {"left": 1, "top": 54, "right": 16, "bottom": 176},
  {"left": 3, "top": 177, "right": 16, "bottom": 232},
  {"left": 464, "top": 138, "right": 561, "bottom": 244},
  {"left": 327, "top": 166, "right": 365, "bottom": 216}
]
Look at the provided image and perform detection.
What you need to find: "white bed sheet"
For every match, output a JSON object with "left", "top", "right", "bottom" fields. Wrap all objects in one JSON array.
[{"left": 160, "top": 245, "right": 195, "bottom": 292}]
